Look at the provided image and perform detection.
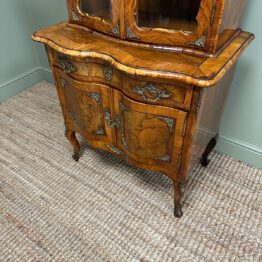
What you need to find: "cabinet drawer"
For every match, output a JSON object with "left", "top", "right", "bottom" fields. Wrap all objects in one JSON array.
[
  {"left": 49, "top": 49, "right": 122, "bottom": 87},
  {"left": 123, "top": 76, "right": 193, "bottom": 110}
]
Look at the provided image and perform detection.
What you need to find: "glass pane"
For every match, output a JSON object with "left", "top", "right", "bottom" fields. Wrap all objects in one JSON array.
[
  {"left": 137, "top": 0, "right": 201, "bottom": 31},
  {"left": 80, "top": 0, "right": 112, "bottom": 21}
]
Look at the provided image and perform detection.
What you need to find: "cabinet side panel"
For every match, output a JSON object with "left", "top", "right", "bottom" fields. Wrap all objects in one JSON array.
[
  {"left": 217, "top": 0, "right": 246, "bottom": 49},
  {"left": 219, "top": 0, "right": 246, "bottom": 32},
  {"left": 188, "top": 64, "right": 237, "bottom": 171}
]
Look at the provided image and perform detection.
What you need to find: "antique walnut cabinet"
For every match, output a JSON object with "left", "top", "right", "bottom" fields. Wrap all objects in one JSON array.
[{"left": 32, "top": 0, "right": 254, "bottom": 217}]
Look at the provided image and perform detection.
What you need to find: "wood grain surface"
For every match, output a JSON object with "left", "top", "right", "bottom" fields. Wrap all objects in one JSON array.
[
  {"left": 32, "top": 1, "right": 254, "bottom": 217},
  {"left": 32, "top": 22, "right": 254, "bottom": 87}
]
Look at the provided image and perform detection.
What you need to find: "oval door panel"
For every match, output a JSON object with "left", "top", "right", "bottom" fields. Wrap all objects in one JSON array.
[
  {"left": 54, "top": 67, "right": 115, "bottom": 143},
  {"left": 113, "top": 90, "right": 187, "bottom": 171},
  {"left": 121, "top": 107, "right": 173, "bottom": 160}
]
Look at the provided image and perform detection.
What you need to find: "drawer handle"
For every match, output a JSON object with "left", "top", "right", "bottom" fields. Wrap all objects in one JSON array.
[
  {"left": 105, "top": 108, "right": 120, "bottom": 128},
  {"left": 132, "top": 83, "right": 173, "bottom": 102},
  {"left": 103, "top": 65, "right": 113, "bottom": 81},
  {"left": 58, "top": 55, "right": 77, "bottom": 74}
]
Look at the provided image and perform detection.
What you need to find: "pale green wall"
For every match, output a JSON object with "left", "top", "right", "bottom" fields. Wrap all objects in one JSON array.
[
  {"left": 0, "top": 0, "right": 261, "bottom": 168},
  {"left": 216, "top": 1, "right": 262, "bottom": 167},
  {"left": 0, "top": 0, "right": 42, "bottom": 101},
  {"left": 25, "top": 0, "right": 67, "bottom": 68},
  {"left": 0, "top": 0, "right": 67, "bottom": 101}
]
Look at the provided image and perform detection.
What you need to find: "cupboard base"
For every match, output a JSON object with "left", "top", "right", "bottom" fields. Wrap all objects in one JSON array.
[{"left": 31, "top": 20, "right": 254, "bottom": 218}]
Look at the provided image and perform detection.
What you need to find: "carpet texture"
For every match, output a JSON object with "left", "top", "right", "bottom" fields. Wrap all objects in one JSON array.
[{"left": 0, "top": 82, "right": 261, "bottom": 262}]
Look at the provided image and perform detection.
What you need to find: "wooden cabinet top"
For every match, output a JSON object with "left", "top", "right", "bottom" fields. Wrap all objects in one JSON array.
[{"left": 32, "top": 22, "right": 254, "bottom": 87}]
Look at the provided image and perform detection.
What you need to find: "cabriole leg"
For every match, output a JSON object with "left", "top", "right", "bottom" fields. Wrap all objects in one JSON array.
[
  {"left": 200, "top": 134, "right": 219, "bottom": 167},
  {"left": 65, "top": 128, "right": 80, "bottom": 162},
  {"left": 173, "top": 181, "right": 184, "bottom": 218}
]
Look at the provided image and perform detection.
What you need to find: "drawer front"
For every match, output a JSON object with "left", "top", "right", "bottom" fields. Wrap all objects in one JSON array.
[
  {"left": 48, "top": 48, "right": 192, "bottom": 111},
  {"left": 123, "top": 76, "right": 193, "bottom": 110},
  {"left": 48, "top": 49, "right": 122, "bottom": 87}
]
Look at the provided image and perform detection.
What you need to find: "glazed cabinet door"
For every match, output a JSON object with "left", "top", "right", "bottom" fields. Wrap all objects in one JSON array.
[
  {"left": 54, "top": 68, "right": 115, "bottom": 144},
  {"left": 112, "top": 90, "right": 188, "bottom": 176},
  {"left": 67, "top": 0, "right": 122, "bottom": 38},
  {"left": 125, "top": 0, "right": 221, "bottom": 51}
]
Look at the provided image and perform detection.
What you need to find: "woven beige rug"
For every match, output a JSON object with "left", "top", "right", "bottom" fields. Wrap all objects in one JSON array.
[{"left": 0, "top": 82, "right": 261, "bottom": 262}]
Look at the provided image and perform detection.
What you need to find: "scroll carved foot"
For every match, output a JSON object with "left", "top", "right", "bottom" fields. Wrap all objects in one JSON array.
[
  {"left": 174, "top": 204, "right": 183, "bottom": 218},
  {"left": 173, "top": 181, "right": 184, "bottom": 218},
  {"left": 65, "top": 128, "right": 80, "bottom": 162},
  {"left": 200, "top": 134, "right": 219, "bottom": 167},
  {"left": 72, "top": 152, "right": 80, "bottom": 162}
]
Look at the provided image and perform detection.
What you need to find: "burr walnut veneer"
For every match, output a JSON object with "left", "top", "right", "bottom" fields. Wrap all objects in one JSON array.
[{"left": 32, "top": 0, "right": 254, "bottom": 217}]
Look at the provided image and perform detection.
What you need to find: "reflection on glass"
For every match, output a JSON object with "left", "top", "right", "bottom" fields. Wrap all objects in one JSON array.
[
  {"left": 80, "top": 0, "right": 112, "bottom": 21},
  {"left": 137, "top": 0, "right": 201, "bottom": 31}
]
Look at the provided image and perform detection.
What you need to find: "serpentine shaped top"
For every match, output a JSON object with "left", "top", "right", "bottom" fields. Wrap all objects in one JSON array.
[{"left": 32, "top": 22, "right": 254, "bottom": 87}]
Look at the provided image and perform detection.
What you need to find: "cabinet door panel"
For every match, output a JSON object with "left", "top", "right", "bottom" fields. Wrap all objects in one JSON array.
[
  {"left": 122, "top": 109, "right": 172, "bottom": 159},
  {"left": 80, "top": 0, "right": 112, "bottom": 21},
  {"left": 68, "top": 0, "right": 122, "bottom": 38},
  {"left": 113, "top": 90, "right": 187, "bottom": 174},
  {"left": 54, "top": 68, "right": 114, "bottom": 143},
  {"left": 137, "top": 0, "right": 201, "bottom": 32},
  {"left": 125, "top": 0, "right": 220, "bottom": 51}
]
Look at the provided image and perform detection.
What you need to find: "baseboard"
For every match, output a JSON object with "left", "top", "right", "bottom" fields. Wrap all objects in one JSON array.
[
  {"left": 216, "top": 136, "right": 262, "bottom": 169},
  {"left": 1, "top": 67, "right": 261, "bottom": 169},
  {"left": 41, "top": 67, "right": 54, "bottom": 83},
  {"left": 198, "top": 128, "right": 262, "bottom": 169},
  {"left": 0, "top": 67, "right": 44, "bottom": 103}
]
